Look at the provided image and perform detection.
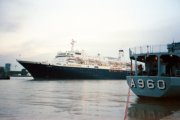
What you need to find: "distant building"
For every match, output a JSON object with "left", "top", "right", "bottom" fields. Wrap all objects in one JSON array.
[
  {"left": 27, "top": 73, "right": 31, "bottom": 76},
  {"left": 5, "top": 63, "right": 11, "bottom": 72},
  {"left": 7, "top": 69, "right": 29, "bottom": 76},
  {"left": 0, "top": 67, "right": 6, "bottom": 74}
]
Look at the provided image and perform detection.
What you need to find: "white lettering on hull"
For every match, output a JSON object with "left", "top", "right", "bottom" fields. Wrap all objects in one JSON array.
[
  {"left": 147, "top": 80, "right": 155, "bottom": 89},
  {"left": 157, "top": 80, "right": 166, "bottom": 90},
  {"left": 131, "top": 79, "right": 136, "bottom": 88},
  {"left": 138, "top": 79, "right": 144, "bottom": 88},
  {"left": 130, "top": 79, "right": 166, "bottom": 90}
]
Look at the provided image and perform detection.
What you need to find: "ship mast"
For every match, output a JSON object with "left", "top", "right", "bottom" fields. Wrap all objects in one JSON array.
[{"left": 71, "top": 39, "right": 77, "bottom": 52}]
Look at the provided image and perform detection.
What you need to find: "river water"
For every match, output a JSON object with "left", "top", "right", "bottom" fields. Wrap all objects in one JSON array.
[{"left": 0, "top": 77, "right": 180, "bottom": 120}]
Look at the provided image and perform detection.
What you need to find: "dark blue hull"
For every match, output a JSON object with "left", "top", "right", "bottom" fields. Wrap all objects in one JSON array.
[{"left": 17, "top": 60, "right": 128, "bottom": 80}]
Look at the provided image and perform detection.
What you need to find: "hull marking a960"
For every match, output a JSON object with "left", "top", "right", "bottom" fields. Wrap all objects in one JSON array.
[{"left": 130, "top": 79, "right": 166, "bottom": 90}]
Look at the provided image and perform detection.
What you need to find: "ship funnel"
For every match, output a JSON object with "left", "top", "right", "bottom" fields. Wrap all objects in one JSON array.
[{"left": 118, "top": 50, "right": 124, "bottom": 61}]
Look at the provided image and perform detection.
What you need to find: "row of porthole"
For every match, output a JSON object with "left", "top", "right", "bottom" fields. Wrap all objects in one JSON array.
[{"left": 109, "top": 70, "right": 123, "bottom": 72}]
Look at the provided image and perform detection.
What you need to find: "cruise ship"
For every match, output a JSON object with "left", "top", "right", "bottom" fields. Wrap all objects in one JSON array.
[{"left": 17, "top": 40, "right": 132, "bottom": 80}]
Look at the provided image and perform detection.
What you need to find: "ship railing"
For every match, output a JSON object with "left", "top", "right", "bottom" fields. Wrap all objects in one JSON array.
[
  {"left": 129, "top": 44, "right": 168, "bottom": 55},
  {"left": 174, "top": 50, "right": 180, "bottom": 54},
  {"left": 176, "top": 70, "right": 180, "bottom": 77}
]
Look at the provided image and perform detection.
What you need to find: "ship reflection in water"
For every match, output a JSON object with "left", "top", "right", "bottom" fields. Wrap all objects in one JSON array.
[
  {"left": 128, "top": 98, "right": 180, "bottom": 120},
  {"left": 0, "top": 77, "right": 180, "bottom": 120}
]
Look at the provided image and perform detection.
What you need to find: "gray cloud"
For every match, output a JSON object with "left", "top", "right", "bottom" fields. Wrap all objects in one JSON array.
[
  {"left": 0, "top": 0, "right": 30, "bottom": 32},
  {"left": 0, "top": 0, "right": 180, "bottom": 70}
]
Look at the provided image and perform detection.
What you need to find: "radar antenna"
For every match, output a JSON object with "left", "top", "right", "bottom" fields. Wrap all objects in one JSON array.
[{"left": 71, "top": 39, "right": 77, "bottom": 52}]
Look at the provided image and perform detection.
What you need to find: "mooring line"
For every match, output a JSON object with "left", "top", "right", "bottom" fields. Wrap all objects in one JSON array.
[{"left": 124, "top": 74, "right": 131, "bottom": 120}]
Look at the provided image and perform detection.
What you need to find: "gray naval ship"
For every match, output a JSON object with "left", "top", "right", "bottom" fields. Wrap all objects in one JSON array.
[{"left": 126, "top": 42, "right": 180, "bottom": 98}]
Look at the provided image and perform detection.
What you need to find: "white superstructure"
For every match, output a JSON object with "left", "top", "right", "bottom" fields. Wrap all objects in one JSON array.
[{"left": 52, "top": 39, "right": 131, "bottom": 70}]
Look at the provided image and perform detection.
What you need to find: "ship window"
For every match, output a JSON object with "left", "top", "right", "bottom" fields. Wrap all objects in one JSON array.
[{"left": 75, "top": 52, "right": 81, "bottom": 55}]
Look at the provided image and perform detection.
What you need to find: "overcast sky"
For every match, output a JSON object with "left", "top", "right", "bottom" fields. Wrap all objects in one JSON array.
[{"left": 0, "top": 0, "right": 180, "bottom": 70}]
